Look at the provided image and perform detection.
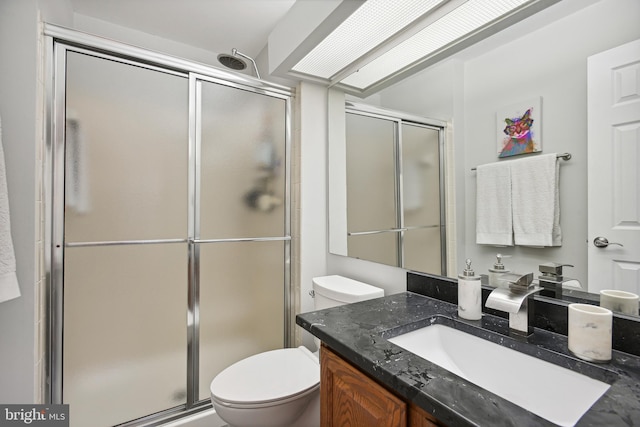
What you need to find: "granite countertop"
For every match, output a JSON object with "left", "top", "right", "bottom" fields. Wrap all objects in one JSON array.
[{"left": 296, "top": 292, "right": 640, "bottom": 427}]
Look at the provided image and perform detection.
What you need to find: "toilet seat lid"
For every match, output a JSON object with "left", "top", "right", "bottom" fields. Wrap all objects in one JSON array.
[{"left": 210, "top": 346, "right": 319, "bottom": 405}]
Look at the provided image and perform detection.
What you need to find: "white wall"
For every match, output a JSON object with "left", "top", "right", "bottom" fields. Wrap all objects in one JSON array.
[
  {"left": 72, "top": 15, "right": 222, "bottom": 69},
  {"left": 0, "top": 0, "right": 39, "bottom": 404},
  {"left": 297, "top": 81, "right": 329, "bottom": 349}
]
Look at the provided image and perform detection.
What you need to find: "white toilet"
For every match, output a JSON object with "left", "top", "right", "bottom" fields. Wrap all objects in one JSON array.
[{"left": 209, "top": 275, "right": 384, "bottom": 427}]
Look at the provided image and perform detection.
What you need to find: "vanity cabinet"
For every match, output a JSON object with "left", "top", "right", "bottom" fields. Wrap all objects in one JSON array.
[{"left": 320, "top": 345, "right": 443, "bottom": 427}]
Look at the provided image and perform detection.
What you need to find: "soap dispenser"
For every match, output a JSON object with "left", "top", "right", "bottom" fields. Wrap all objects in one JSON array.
[
  {"left": 458, "top": 259, "right": 482, "bottom": 320},
  {"left": 489, "top": 254, "right": 510, "bottom": 288}
]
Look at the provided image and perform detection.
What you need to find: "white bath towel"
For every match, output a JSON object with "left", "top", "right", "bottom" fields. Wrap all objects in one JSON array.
[
  {"left": 0, "top": 116, "right": 21, "bottom": 303},
  {"left": 511, "top": 153, "right": 561, "bottom": 246},
  {"left": 476, "top": 161, "right": 513, "bottom": 246}
]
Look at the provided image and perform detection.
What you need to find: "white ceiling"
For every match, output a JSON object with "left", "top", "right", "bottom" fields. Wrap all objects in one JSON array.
[{"left": 68, "top": 0, "right": 297, "bottom": 58}]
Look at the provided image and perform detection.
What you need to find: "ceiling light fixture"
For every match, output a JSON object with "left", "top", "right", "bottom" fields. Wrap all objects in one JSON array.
[
  {"left": 291, "top": 0, "right": 559, "bottom": 96},
  {"left": 292, "top": 0, "right": 446, "bottom": 79}
]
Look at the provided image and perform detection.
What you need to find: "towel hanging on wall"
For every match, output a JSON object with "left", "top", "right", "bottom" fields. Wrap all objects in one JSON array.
[
  {"left": 511, "top": 153, "right": 562, "bottom": 246},
  {"left": 0, "top": 115, "right": 21, "bottom": 303},
  {"left": 475, "top": 153, "right": 563, "bottom": 247},
  {"left": 476, "top": 161, "right": 514, "bottom": 246}
]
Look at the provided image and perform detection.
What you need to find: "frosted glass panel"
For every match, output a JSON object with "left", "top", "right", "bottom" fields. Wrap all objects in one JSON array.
[
  {"left": 401, "top": 123, "right": 441, "bottom": 228},
  {"left": 346, "top": 113, "right": 397, "bottom": 232},
  {"left": 63, "top": 244, "right": 187, "bottom": 427},
  {"left": 200, "top": 82, "right": 287, "bottom": 239},
  {"left": 198, "top": 241, "right": 285, "bottom": 399},
  {"left": 64, "top": 52, "right": 188, "bottom": 242},
  {"left": 402, "top": 123, "right": 442, "bottom": 274},
  {"left": 404, "top": 227, "right": 442, "bottom": 274},
  {"left": 348, "top": 232, "right": 398, "bottom": 266}
]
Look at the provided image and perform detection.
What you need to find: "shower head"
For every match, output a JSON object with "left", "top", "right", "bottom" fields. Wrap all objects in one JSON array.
[
  {"left": 217, "top": 52, "right": 247, "bottom": 71},
  {"left": 217, "top": 48, "right": 261, "bottom": 79}
]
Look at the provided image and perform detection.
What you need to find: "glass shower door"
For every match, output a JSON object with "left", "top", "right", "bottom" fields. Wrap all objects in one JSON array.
[
  {"left": 401, "top": 123, "right": 443, "bottom": 273},
  {"left": 54, "top": 41, "right": 292, "bottom": 426},
  {"left": 196, "top": 79, "right": 289, "bottom": 400},
  {"left": 345, "top": 112, "right": 399, "bottom": 266},
  {"left": 62, "top": 51, "right": 189, "bottom": 426}
]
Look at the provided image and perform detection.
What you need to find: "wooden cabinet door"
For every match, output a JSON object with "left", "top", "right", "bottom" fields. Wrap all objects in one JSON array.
[
  {"left": 408, "top": 403, "right": 442, "bottom": 427},
  {"left": 321, "top": 345, "right": 407, "bottom": 427}
]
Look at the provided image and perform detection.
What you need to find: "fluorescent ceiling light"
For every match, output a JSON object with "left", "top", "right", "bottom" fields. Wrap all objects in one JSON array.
[
  {"left": 340, "top": 0, "right": 530, "bottom": 90},
  {"left": 291, "top": 0, "right": 538, "bottom": 94},
  {"left": 292, "top": 0, "right": 446, "bottom": 79}
]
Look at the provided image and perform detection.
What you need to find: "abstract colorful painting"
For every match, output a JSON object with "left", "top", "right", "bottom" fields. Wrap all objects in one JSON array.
[{"left": 496, "top": 97, "right": 541, "bottom": 158}]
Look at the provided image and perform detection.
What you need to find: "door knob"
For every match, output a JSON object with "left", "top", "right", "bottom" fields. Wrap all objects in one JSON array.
[{"left": 593, "top": 237, "right": 624, "bottom": 248}]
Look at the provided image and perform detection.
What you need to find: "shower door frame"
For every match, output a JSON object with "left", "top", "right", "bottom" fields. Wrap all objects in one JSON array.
[{"left": 44, "top": 24, "right": 294, "bottom": 425}]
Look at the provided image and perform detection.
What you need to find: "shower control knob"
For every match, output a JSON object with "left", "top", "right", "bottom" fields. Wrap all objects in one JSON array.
[{"left": 593, "top": 237, "right": 623, "bottom": 248}]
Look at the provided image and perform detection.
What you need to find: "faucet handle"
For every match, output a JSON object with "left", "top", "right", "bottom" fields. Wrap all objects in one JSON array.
[
  {"left": 539, "top": 262, "right": 574, "bottom": 279},
  {"left": 500, "top": 272, "right": 534, "bottom": 291}
]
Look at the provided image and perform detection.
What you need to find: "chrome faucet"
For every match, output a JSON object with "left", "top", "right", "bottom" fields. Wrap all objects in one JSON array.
[
  {"left": 538, "top": 262, "right": 574, "bottom": 298},
  {"left": 485, "top": 272, "right": 542, "bottom": 337}
]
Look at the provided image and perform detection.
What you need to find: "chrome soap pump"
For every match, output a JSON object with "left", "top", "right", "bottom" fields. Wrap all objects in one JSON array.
[
  {"left": 458, "top": 258, "right": 482, "bottom": 320},
  {"left": 489, "top": 253, "right": 510, "bottom": 288}
]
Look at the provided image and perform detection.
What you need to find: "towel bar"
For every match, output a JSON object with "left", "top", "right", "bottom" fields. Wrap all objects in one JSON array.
[{"left": 471, "top": 152, "right": 571, "bottom": 171}]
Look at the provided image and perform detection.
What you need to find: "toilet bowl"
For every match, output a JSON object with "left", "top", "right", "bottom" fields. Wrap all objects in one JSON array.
[
  {"left": 210, "top": 275, "right": 384, "bottom": 427},
  {"left": 210, "top": 346, "right": 320, "bottom": 427}
]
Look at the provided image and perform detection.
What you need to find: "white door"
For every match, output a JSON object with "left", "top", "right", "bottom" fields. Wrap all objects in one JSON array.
[{"left": 587, "top": 38, "right": 640, "bottom": 294}]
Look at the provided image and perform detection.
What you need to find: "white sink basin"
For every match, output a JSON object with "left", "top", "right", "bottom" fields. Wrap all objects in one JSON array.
[{"left": 388, "top": 324, "right": 611, "bottom": 426}]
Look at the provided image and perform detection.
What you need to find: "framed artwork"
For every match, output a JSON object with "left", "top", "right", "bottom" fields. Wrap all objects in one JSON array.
[{"left": 496, "top": 97, "right": 541, "bottom": 158}]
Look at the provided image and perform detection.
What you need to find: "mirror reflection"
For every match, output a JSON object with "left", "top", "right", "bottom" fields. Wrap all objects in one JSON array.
[
  {"left": 327, "top": 0, "right": 640, "bottom": 316},
  {"left": 337, "top": 104, "right": 447, "bottom": 274}
]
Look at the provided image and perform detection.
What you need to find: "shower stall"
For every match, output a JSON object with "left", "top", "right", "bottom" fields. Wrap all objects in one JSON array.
[{"left": 45, "top": 26, "right": 293, "bottom": 427}]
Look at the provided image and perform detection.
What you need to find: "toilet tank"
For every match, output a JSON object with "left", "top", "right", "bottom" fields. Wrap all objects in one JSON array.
[{"left": 312, "top": 275, "right": 384, "bottom": 310}]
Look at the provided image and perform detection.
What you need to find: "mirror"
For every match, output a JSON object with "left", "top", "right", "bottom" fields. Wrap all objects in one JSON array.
[
  {"left": 329, "top": 101, "right": 449, "bottom": 274},
  {"left": 328, "top": 0, "right": 640, "bottom": 316}
]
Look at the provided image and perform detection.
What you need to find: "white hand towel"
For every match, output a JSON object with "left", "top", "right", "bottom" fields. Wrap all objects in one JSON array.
[
  {"left": 0, "top": 116, "right": 21, "bottom": 303},
  {"left": 476, "top": 161, "right": 513, "bottom": 246},
  {"left": 511, "top": 153, "right": 561, "bottom": 246}
]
